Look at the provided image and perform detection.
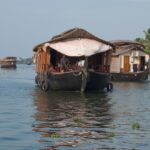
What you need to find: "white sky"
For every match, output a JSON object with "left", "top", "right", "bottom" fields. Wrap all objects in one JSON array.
[{"left": 0, "top": 0, "right": 150, "bottom": 58}]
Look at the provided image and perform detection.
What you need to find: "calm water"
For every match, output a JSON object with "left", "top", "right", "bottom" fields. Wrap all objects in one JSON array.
[{"left": 0, "top": 65, "right": 150, "bottom": 150}]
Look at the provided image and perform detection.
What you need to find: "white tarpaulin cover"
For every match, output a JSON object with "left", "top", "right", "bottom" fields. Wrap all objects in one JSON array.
[{"left": 43, "top": 38, "right": 111, "bottom": 57}]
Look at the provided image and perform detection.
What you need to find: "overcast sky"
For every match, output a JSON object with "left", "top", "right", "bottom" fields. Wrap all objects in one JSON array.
[{"left": 0, "top": 0, "right": 150, "bottom": 58}]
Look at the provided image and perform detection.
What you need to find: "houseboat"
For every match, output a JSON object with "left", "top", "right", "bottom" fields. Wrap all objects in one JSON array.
[
  {"left": 0, "top": 56, "right": 17, "bottom": 68},
  {"left": 110, "top": 40, "right": 149, "bottom": 81},
  {"left": 33, "top": 28, "right": 115, "bottom": 92}
]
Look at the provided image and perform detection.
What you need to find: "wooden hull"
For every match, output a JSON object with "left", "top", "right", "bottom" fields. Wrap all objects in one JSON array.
[
  {"left": 111, "top": 71, "right": 148, "bottom": 82},
  {"left": 86, "top": 71, "right": 110, "bottom": 91},
  {"left": 36, "top": 70, "right": 111, "bottom": 92},
  {"left": 48, "top": 71, "right": 82, "bottom": 91},
  {"left": 1, "top": 64, "right": 16, "bottom": 69}
]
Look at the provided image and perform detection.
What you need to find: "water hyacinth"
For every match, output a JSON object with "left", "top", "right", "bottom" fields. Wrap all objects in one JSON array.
[
  {"left": 132, "top": 123, "right": 140, "bottom": 130},
  {"left": 50, "top": 133, "right": 61, "bottom": 138}
]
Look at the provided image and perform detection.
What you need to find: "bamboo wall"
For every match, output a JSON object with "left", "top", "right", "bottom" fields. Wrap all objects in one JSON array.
[
  {"left": 34, "top": 49, "right": 112, "bottom": 73},
  {"left": 35, "top": 50, "right": 50, "bottom": 73}
]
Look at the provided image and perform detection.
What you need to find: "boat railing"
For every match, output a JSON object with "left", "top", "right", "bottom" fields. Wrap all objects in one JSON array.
[
  {"left": 91, "top": 65, "right": 110, "bottom": 73},
  {"left": 38, "top": 64, "right": 110, "bottom": 74}
]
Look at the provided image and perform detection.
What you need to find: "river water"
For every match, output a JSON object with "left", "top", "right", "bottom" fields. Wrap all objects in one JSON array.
[{"left": 0, "top": 64, "right": 150, "bottom": 150}]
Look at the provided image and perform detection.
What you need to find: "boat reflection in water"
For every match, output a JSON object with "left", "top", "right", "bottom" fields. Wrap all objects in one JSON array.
[{"left": 32, "top": 90, "right": 114, "bottom": 149}]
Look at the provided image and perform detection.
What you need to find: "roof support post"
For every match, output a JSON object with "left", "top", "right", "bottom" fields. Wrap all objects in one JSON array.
[{"left": 81, "top": 57, "right": 88, "bottom": 92}]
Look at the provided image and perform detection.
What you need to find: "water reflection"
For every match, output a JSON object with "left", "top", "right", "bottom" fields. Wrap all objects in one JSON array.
[
  {"left": 1, "top": 65, "right": 150, "bottom": 150},
  {"left": 32, "top": 90, "right": 114, "bottom": 149}
]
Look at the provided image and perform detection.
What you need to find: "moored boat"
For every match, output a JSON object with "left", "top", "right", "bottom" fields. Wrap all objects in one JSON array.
[
  {"left": 110, "top": 40, "right": 149, "bottom": 82},
  {"left": 33, "top": 28, "right": 115, "bottom": 92},
  {"left": 0, "top": 56, "right": 17, "bottom": 68}
]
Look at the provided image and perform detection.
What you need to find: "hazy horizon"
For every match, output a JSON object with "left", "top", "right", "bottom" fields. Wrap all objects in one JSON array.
[{"left": 0, "top": 0, "right": 150, "bottom": 58}]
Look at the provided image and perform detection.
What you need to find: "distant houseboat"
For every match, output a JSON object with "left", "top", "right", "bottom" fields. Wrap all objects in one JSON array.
[
  {"left": 33, "top": 28, "right": 115, "bottom": 92},
  {"left": 0, "top": 56, "right": 17, "bottom": 68},
  {"left": 110, "top": 40, "right": 149, "bottom": 81}
]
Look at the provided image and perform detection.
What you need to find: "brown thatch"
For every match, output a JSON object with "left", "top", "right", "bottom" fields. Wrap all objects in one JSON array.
[
  {"left": 0, "top": 56, "right": 17, "bottom": 62},
  {"left": 110, "top": 40, "right": 145, "bottom": 56},
  {"left": 33, "top": 28, "right": 115, "bottom": 52}
]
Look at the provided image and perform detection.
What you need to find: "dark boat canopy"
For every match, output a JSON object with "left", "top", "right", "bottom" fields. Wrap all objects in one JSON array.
[
  {"left": 33, "top": 28, "right": 115, "bottom": 57},
  {"left": 110, "top": 40, "right": 145, "bottom": 56}
]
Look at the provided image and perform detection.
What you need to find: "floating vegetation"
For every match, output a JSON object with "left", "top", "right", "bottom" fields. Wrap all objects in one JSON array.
[
  {"left": 107, "top": 132, "right": 115, "bottom": 138},
  {"left": 50, "top": 132, "right": 61, "bottom": 138},
  {"left": 73, "top": 117, "right": 84, "bottom": 124},
  {"left": 132, "top": 123, "right": 140, "bottom": 130}
]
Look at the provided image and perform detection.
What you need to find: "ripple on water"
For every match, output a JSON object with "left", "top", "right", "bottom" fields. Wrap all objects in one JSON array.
[{"left": 1, "top": 66, "right": 150, "bottom": 150}]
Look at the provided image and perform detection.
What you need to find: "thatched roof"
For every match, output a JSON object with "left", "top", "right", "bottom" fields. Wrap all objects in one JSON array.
[
  {"left": 110, "top": 40, "right": 145, "bottom": 56},
  {"left": 33, "top": 28, "right": 115, "bottom": 57},
  {"left": 0, "top": 56, "right": 17, "bottom": 62},
  {"left": 50, "top": 28, "right": 114, "bottom": 45}
]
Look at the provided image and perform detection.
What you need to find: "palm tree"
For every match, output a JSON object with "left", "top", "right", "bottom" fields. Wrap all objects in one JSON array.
[
  {"left": 143, "top": 28, "right": 150, "bottom": 54},
  {"left": 135, "top": 28, "right": 150, "bottom": 54},
  {"left": 135, "top": 28, "right": 150, "bottom": 73}
]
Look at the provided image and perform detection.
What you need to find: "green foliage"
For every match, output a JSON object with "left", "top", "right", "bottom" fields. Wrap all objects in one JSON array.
[
  {"left": 73, "top": 117, "right": 83, "bottom": 124},
  {"left": 107, "top": 132, "right": 115, "bottom": 138},
  {"left": 135, "top": 37, "right": 144, "bottom": 44},
  {"left": 132, "top": 122, "right": 140, "bottom": 130},
  {"left": 50, "top": 132, "right": 61, "bottom": 138},
  {"left": 135, "top": 28, "right": 150, "bottom": 54}
]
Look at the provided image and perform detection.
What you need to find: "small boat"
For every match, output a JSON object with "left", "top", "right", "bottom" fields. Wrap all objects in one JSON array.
[
  {"left": 110, "top": 40, "right": 149, "bottom": 82},
  {"left": 0, "top": 56, "right": 17, "bottom": 69},
  {"left": 33, "top": 28, "right": 115, "bottom": 92}
]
